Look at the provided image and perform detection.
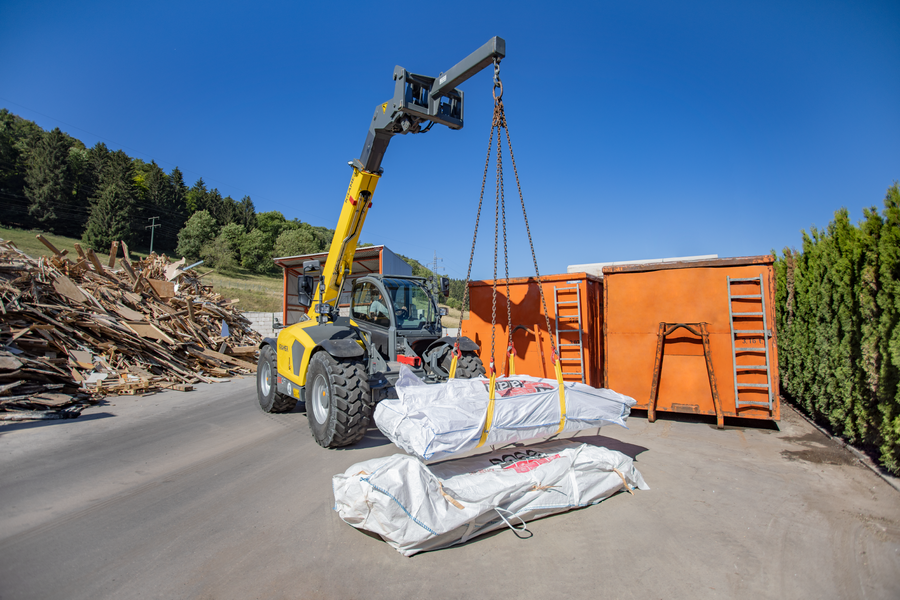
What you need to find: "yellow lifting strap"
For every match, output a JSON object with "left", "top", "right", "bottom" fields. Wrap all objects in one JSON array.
[
  {"left": 448, "top": 348, "right": 459, "bottom": 379},
  {"left": 506, "top": 345, "right": 516, "bottom": 377},
  {"left": 553, "top": 354, "right": 567, "bottom": 434},
  {"left": 476, "top": 366, "right": 498, "bottom": 448}
]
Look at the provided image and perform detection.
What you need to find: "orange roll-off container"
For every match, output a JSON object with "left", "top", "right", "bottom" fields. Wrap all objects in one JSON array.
[
  {"left": 602, "top": 256, "right": 780, "bottom": 421},
  {"left": 461, "top": 273, "right": 603, "bottom": 386}
]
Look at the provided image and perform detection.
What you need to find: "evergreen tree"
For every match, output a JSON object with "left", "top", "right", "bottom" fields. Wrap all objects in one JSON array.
[
  {"left": 237, "top": 196, "right": 256, "bottom": 231},
  {"left": 57, "top": 146, "right": 91, "bottom": 237},
  {"left": 0, "top": 109, "right": 44, "bottom": 226},
  {"left": 877, "top": 184, "right": 900, "bottom": 472},
  {"left": 185, "top": 178, "right": 207, "bottom": 214},
  {"left": 24, "top": 127, "right": 72, "bottom": 229},
  {"left": 162, "top": 166, "right": 189, "bottom": 252},
  {"left": 82, "top": 150, "right": 136, "bottom": 250}
]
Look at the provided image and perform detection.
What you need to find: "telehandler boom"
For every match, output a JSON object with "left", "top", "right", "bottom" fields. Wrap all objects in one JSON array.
[{"left": 257, "top": 37, "right": 505, "bottom": 448}]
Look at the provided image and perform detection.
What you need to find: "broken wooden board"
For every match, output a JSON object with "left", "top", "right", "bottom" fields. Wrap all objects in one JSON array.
[{"left": 146, "top": 279, "right": 175, "bottom": 299}]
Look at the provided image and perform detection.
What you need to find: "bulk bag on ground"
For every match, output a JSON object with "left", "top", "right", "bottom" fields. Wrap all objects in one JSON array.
[
  {"left": 374, "top": 366, "right": 636, "bottom": 461},
  {"left": 332, "top": 439, "right": 648, "bottom": 557}
]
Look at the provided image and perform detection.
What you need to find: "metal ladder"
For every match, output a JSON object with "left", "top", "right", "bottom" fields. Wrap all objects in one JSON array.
[
  {"left": 727, "top": 275, "right": 773, "bottom": 411},
  {"left": 554, "top": 284, "right": 585, "bottom": 383}
]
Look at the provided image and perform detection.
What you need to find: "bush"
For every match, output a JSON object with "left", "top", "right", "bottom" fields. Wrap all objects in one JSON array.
[
  {"left": 175, "top": 210, "right": 216, "bottom": 259},
  {"left": 240, "top": 228, "right": 275, "bottom": 273},
  {"left": 775, "top": 183, "right": 900, "bottom": 474},
  {"left": 274, "top": 227, "right": 317, "bottom": 257}
]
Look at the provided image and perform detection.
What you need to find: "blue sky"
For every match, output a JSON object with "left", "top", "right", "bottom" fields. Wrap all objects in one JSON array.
[{"left": 1, "top": 1, "right": 898, "bottom": 281}]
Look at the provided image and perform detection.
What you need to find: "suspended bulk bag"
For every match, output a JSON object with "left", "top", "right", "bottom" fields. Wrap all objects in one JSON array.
[
  {"left": 374, "top": 366, "right": 636, "bottom": 461},
  {"left": 333, "top": 439, "right": 648, "bottom": 557}
]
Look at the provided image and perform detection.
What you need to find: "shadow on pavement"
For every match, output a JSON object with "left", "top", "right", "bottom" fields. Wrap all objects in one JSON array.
[
  {"left": 573, "top": 434, "right": 649, "bottom": 460},
  {"left": 629, "top": 408, "right": 780, "bottom": 431},
  {"left": 0, "top": 411, "right": 116, "bottom": 435}
]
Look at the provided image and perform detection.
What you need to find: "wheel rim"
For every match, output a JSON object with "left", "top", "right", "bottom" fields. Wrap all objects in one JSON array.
[
  {"left": 260, "top": 360, "right": 272, "bottom": 397},
  {"left": 311, "top": 373, "right": 329, "bottom": 424}
]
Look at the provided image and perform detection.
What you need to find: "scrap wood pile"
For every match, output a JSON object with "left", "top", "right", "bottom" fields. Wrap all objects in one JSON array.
[{"left": 0, "top": 236, "right": 262, "bottom": 420}]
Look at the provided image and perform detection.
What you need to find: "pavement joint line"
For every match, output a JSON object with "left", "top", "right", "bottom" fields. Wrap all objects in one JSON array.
[{"left": 785, "top": 401, "right": 900, "bottom": 494}]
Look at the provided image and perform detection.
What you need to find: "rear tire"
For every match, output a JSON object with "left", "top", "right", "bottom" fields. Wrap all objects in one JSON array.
[
  {"left": 442, "top": 350, "right": 486, "bottom": 379},
  {"left": 257, "top": 345, "right": 298, "bottom": 413},
  {"left": 306, "top": 352, "right": 371, "bottom": 448}
]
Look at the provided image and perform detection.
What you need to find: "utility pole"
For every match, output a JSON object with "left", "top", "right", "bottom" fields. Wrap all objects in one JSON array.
[
  {"left": 430, "top": 251, "right": 444, "bottom": 297},
  {"left": 430, "top": 251, "right": 443, "bottom": 278},
  {"left": 146, "top": 216, "right": 161, "bottom": 254}
]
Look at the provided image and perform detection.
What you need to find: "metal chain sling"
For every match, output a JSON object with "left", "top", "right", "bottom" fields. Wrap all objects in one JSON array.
[{"left": 450, "top": 59, "right": 567, "bottom": 441}]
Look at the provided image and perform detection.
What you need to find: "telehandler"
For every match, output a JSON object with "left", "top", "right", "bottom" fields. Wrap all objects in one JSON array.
[{"left": 257, "top": 37, "right": 505, "bottom": 447}]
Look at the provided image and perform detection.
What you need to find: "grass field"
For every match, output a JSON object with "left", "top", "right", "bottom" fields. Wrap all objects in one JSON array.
[
  {"left": 0, "top": 226, "right": 471, "bottom": 317},
  {"left": 0, "top": 225, "right": 284, "bottom": 312}
]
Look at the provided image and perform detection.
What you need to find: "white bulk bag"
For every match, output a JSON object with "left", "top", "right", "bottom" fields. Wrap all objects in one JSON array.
[
  {"left": 374, "top": 366, "right": 636, "bottom": 460},
  {"left": 333, "top": 440, "right": 648, "bottom": 557}
]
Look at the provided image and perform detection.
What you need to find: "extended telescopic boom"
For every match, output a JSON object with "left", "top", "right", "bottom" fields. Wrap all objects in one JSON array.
[{"left": 309, "top": 37, "right": 506, "bottom": 321}]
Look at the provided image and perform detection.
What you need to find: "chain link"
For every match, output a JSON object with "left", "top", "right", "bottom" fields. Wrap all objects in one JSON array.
[
  {"left": 490, "top": 115, "right": 501, "bottom": 371},
  {"left": 457, "top": 57, "right": 556, "bottom": 374},
  {"left": 454, "top": 115, "right": 495, "bottom": 355},
  {"left": 503, "top": 123, "right": 556, "bottom": 357}
]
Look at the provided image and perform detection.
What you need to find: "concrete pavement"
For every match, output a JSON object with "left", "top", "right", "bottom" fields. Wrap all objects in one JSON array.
[{"left": 1, "top": 376, "right": 898, "bottom": 599}]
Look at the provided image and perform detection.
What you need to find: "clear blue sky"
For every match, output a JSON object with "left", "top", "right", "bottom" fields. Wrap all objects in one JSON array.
[{"left": 2, "top": 0, "right": 898, "bottom": 281}]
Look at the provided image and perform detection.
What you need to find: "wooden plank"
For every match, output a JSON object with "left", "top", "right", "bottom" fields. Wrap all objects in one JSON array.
[
  {"left": 35, "top": 235, "right": 62, "bottom": 256},
  {"left": 0, "top": 355, "right": 24, "bottom": 370},
  {"left": 229, "top": 346, "right": 259, "bottom": 356},
  {"left": 73, "top": 242, "right": 87, "bottom": 260},
  {"left": 112, "top": 302, "right": 145, "bottom": 321},
  {"left": 120, "top": 256, "right": 137, "bottom": 282},
  {"left": 52, "top": 273, "right": 89, "bottom": 304},
  {"left": 123, "top": 321, "right": 177, "bottom": 345},
  {"left": 29, "top": 392, "right": 74, "bottom": 407},
  {"left": 146, "top": 279, "right": 175, "bottom": 299},
  {"left": 200, "top": 348, "right": 257, "bottom": 372},
  {"left": 85, "top": 248, "right": 107, "bottom": 275},
  {"left": 108, "top": 241, "right": 119, "bottom": 268},
  {"left": 68, "top": 350, "right": 94, "bottom": 369}
]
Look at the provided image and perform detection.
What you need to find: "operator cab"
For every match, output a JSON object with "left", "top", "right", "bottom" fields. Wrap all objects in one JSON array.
[{"left": 350, "top": 275, "right": 443, "bottom": 360}]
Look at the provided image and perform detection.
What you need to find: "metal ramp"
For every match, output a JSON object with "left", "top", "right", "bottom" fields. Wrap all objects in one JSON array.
[
  {"left": 727, "top": 275, "right": 773, "bottom": 411},
  {"left": 553, "top": 284, "right": 585, "bottom": 383}
]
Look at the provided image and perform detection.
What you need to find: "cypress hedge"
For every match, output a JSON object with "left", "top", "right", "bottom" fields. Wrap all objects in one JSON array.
[{"left": 775, "top": 183, "right": 900, "bottom": 474}]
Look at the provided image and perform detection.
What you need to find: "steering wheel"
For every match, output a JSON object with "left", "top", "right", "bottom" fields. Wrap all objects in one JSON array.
[{"left": 395, "top": 307, "right": 408, "bottom": 320}]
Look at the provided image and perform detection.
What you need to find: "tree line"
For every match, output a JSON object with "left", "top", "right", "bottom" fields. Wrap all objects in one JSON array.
[
  {"left": 774, "top": 183, "right": 900, "bottom": 475},
  {"left": 0, "top": 109, "right": 337, "bottom": 273}
]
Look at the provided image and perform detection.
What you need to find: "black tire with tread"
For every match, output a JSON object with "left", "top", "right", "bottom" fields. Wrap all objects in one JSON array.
[
  {"left": 306, "top": 352, "right": 371, "bottom": 448},
  {"left": 441, "top": 350, "right": 486, "bottom": 379},
  {"left": 257, "top": 345, "right": 298, "bottom": 413}
]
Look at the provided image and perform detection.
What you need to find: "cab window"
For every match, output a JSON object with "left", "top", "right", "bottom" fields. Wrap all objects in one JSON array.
[{"left": 351, "top": 282, "right": 390, "bottom": 326}]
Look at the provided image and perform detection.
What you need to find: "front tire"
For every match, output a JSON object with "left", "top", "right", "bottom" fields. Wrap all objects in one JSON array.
[
  {"left": 257, "top": 345, "right": 297, "bottom": 413},
  {"left": 441, "top": 349, "right": 487, "bottom": 379},
  {"left": 306, "top": 352, "right": 371, "bottom": 448}
]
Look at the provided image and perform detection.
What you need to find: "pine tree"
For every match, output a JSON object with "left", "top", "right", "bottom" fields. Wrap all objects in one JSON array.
[
  {"left": 24, "top": 127, "right": 72, "bottom": 229},
  {"left": 237, "top": 196, "right": 256, "bottom": 231},
  {"left": 0, "top": 109, "right": 44, "bottom": 226},
  {"left": 161, "top": 167, "right": 189, "bottom": 252},
  {"left": 82, "top": 150, "right": 136, "bottom": 250}
]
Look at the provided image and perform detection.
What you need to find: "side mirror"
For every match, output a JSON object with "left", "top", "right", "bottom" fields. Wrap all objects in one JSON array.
[
  {"left": 298, "top": 275, "right": 314, "bottom": 307},
  {"left": 439, "top": 307, "right": 448, "bottom": 316},
  {"left": 440, "top": 276, "right": 450, "bottom": 297},
  {"left": 298, "top": 259, "right": 321, "bottom": 307}
]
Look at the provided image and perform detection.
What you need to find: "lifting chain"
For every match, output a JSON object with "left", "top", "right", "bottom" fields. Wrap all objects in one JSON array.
[{"left": 453, "top": 58, "right": 557, "bottom": 378}]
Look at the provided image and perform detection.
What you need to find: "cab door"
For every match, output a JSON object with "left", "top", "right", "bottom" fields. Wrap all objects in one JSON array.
[{"left": 351, "top": 280, "right": 394, "bottom": 359}]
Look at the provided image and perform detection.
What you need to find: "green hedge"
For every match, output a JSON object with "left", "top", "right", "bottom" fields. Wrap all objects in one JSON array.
[{"left": 774, "top": 183, "right": 900, "bottom": 474}]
